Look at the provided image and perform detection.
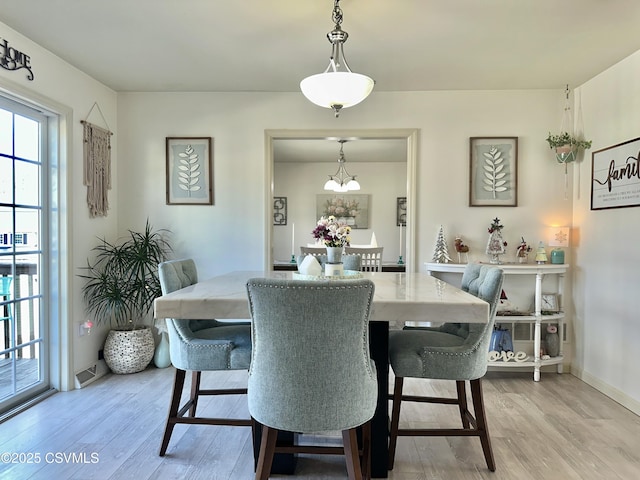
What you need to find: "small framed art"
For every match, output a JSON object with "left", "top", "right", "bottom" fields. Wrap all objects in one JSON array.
[
  {"left": 273, "top": 196, "right": 287, "bottom": 225},
  {"left": 469, "top": 137, "right": 518, "bottom": 207},
  {"left": 396, "top": 197, "right": 407, "bottom": 226},
  {"left": 166, "top": 137, "right": 213, "bottom": 205}
]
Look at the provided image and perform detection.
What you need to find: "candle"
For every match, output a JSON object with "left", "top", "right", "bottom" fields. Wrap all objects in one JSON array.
[
  {"left": 291, "top": 223, "right": 295, "bottom": 256},
  {"left": 399, "top": 224, "right": 402, "bottom": 257}
]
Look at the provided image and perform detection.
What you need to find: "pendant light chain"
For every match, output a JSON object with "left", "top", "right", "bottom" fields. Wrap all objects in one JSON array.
[{"left": 331, "top": 0, "right": 343, "bottom": 27}]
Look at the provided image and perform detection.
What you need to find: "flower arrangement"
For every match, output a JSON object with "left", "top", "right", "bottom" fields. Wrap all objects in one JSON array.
[
  {"left": 312, "top": 216, "right": 351, "bottom": 247},
  {"left": 546, "top": 325, "right": 558, "bottom": 334},
  {"left": 516, "top": 237, "right": 532, "bottom": 257},
  {"left": 323, "top": 197, "right": 359, "bottom": 219}
]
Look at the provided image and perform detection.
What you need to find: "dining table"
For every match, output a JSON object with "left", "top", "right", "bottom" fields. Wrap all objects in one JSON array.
[{"left": 154, "top": 270, "right": 489, "bottom": 478}]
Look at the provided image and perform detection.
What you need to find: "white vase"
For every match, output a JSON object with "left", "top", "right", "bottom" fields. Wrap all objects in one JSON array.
[
  {"left": 153, "top": 331, "right": 171, "bottom": 368},
  {"left": 546, "top": 330, "right": 560, "bottom": 357},
  {"left": 326, "top": 246, "right": 343, "bottom": 264}
]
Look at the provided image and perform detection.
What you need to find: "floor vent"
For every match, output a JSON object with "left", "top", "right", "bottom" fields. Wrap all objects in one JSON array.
[{"left": 74, "top": 364, "right": 98, "bottom": 389}]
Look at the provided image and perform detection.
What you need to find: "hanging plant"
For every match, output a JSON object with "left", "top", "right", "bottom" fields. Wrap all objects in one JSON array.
[{"left": 546, "top": 132, "right": 592, "bottom": 164}]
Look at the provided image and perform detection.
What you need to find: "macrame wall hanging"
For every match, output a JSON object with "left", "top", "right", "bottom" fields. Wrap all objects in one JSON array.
[{"left": 81, "top": 102, "right": 113, "bottom": 217}]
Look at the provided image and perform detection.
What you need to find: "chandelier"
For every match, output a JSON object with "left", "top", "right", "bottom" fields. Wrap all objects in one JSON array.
[
  {"left": 300, "top": 0, "right": 374, "bottom": 117},
  {"left": 324, "top": 140, "right": 361, "bottom": 192}
]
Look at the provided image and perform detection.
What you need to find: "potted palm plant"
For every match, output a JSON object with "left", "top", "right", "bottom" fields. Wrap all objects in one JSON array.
[
  {"left": 80, "top": 220, "right": 171, "bottom": 374},
  {"left": 546, "top": 132, "right": 592, "bottom": 164}
]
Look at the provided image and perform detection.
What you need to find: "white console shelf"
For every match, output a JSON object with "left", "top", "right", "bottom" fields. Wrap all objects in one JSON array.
[{"left": 425, "top": 262, "right": 569, "bottom": 381}]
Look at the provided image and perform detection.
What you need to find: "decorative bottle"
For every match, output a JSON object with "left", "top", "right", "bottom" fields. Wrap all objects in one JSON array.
[{"left": 545, "top": 325, "right": 560, "bottom": 357}]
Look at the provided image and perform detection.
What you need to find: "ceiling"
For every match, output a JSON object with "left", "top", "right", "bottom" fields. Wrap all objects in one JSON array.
[
  {"left": 273, "top": 137, "right": 407, "bottom": 164},
  {"left": 2, "top": 0, "right": 640, "bottom": 94},
  {"left": 3, "top": 1, "right": 639, "bottom": 164}
]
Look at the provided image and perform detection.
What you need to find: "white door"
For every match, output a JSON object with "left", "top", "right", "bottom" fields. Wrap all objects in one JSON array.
[{"left": 0, "top": 95, "right": 49, "bottom": 415}]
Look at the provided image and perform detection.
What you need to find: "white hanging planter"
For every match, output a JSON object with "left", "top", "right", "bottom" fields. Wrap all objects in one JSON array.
[
  {"left": 546, "top": 133, "right": 591, "bottom": 164},
  {"left": 554, "top": 144, "right": 578, "bottom": 164}
]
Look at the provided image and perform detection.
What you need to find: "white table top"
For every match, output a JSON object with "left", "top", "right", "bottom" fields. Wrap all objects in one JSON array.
[{"left": 154, "top": 271, "right": 488, "bottom": 329}]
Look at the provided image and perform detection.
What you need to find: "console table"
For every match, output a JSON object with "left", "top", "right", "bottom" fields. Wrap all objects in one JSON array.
[{"left": 425, "top": 262, "right": 569, "bottom": 381}]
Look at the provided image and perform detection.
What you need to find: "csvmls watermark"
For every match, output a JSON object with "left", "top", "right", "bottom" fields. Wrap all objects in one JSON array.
[{"left": 1, "top": 451, "right": 99, "bottom": 464}]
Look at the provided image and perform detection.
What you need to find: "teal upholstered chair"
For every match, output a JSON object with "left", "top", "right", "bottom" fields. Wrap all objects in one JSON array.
[
  {"left": 387, "top": 264, "right": 503, "bottom": 471},
  {"left": 246, "top": 278, "right": 377, "bottom": 480},
  {"left": 296, "top": 253, "right": 362, "bottom": 272},
  {"left": 158, "top": 259, "right": 252, "bottom": 456}
]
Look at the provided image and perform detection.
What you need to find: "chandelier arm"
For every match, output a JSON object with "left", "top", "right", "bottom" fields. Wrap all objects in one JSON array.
[{"left": 334, "top": 42, "right": 353, "bottom": 73}]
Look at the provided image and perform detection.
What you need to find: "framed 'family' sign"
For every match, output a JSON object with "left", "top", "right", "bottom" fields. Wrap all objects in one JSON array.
[{"left": 591, "top": 137, "right": 640, "bottom": 210}]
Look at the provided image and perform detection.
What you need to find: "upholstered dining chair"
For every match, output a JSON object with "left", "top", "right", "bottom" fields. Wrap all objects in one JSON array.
[
  {"left": 157, "top": 259, "right": 252, "bottom": 456},
  {"left": 246, "top": 278, "right": 378, "bottom": 480},
  {"left": 299, "top": 246, "right": 326, "bottom": 256},
  {"left": 387, "top": 264, "right": 503, "bottom": 471},
  {"left": 296, "top": 253, "right": 362, "bottom": 272},
  {"left": 344, "top": 247, "right": 383, "bottom": 272}
]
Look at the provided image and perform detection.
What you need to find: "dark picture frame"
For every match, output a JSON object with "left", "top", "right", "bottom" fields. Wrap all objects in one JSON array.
[
  {"left": 469, "top": 137, "right": 518, "bottom": 207},
  {"left": 166, "top": 137, "right": 213, "bottom": 205},
  {"left": 396, "top": 197, "right": 407, "bottom": 226},
  {"left": 273, "top": 196, "right": 287, "bottom": 225},
  {"left": 591, "top": 136, "right": 640, "bottom": 210}
]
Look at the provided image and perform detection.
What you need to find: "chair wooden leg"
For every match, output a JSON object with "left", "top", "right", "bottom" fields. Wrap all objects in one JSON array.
[
  {"left": 342, "top": 428, "right": 363, "bottom": 480},
  {"left": 255, "top": 425, "right": 278, "bottom": 480},
  {"left": 456, "top": 380, "right": 471, "bottom": 429},
  {"left": 189, "top": 371, "right": 202, "bottom": 417},
  {"left": 470, "top": 378, "right": 496, "bottom": 472},
  {"left": 159, "top": 368, "right": 186, "bottom": 456},
  {"left": 387, "top": 376, "right": 404, "bottom": 470}
]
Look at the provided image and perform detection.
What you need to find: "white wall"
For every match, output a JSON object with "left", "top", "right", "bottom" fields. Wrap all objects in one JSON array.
[
  {"left": 0, "top": 21, "right": 118, "bottom": 388},
  {"left": 117, "top": 89, "right": 570, "bottom": 278},
  {"left": 273, "top": 161, "right": 407, "bottom": 263},
  {"left": 6, "top": 18, "right": 639, "bottom": 414},
  {"left": 572, "top": 51, "right": 640, "bottom": 413}
]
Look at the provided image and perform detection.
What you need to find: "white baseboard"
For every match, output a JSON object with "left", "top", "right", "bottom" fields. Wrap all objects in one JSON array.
[{"left": 572, "top": 366, "right": 640, "bottom": 416}]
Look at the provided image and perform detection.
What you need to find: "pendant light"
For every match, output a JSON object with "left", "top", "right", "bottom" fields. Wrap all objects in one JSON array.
[
  {"left": 300, "top": 0, "right": 374, "bottom": 117},
  {"left": 323, "top": 140, "right": 361, "bottom": 192}
]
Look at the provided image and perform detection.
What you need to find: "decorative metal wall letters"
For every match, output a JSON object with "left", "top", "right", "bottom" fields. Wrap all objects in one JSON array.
[{"left": 0, "top": 37, "right": 34, "bottom": 80}]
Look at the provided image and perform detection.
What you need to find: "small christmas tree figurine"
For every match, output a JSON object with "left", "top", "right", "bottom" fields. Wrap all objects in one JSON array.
[
  {"left": 486, "top": 217, "right": 507, "bottom": 264},
  {"left": 432, "top": 225, "right": 452, "bottom": 263}
]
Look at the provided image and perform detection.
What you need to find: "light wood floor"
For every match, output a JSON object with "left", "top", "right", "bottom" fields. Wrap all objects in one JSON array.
[{"left": 1, "top": 366, "right": 638, "bottom": 480}]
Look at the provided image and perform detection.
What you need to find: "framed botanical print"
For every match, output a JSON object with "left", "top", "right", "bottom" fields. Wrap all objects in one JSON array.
[
  {"left": 469, "top": 137, "right": 518, "bottom": 207},
  {"left": 166, "top": 137, "right": 213, "bottom": 205}
]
